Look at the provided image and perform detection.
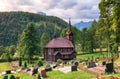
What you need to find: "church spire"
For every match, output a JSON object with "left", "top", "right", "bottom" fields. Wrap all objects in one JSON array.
[
  {"left": 66, "top": 18, "right": 73, "bottom": 42},
  {"left": 68, "top": 18, "right": 71, "bottom": 32}
]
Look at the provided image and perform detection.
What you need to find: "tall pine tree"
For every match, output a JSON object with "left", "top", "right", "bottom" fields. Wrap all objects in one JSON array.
[{"left": 17, "top": 23, "right": 40, "bottom": 63}]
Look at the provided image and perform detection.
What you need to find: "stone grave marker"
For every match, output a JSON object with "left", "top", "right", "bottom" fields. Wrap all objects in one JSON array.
[
  {"left": 71, "top": 65, "right": 77, "bottom": 71},
  {"left": 102, "top": 61, "right": 106, "bottom": 66},
  {"left": 53, "top": 62, "right": 60, "bottom": 68},
  {"left": 74, "top": 61, "right": 79, "bottom": 66},
  {"left": 71, "top": 60, "right": 77, "bottom": 71},
  {"left": 6, "top": 70, "right": 11, "bottom": 74},
  {"left": 45, "top": 63, "right": 52, "bottom": 72},
  {"left": 71, "top": 60, "right": 74, "bottom": 65},
  {"left": 3, "top": 74, "right": 8, "bottom": 79},
  {"left": 41, "top": 70, "right": 47, "bottom": 78},
  {"left": 32, "top": 66, "right": 38, "bottom": 75},
  {"left": 27, "top": 68, "right": 31, "bottom": 72},
  {"left": 106, "top": 63, "right": 114, "bottom": 73},
  {"left": 87, "top": 61, "right": 96, "bottom": 68}
]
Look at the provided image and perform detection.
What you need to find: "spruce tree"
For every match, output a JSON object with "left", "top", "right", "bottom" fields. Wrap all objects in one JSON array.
[{"left": 17, "top": 23, "right": 40, "bottom": 63}]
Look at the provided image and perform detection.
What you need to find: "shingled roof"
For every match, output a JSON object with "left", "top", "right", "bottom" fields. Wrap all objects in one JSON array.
[{"left": 44, "top": 37, "right": 74, "bottom": 48}]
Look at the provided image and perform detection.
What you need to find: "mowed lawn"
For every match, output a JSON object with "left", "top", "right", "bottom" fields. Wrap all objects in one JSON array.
[
  {"left": 0, "top": 73, "right": 36, "bottom": 79},
  {"left": 0, "top": 62, "right": 12, "bottom": 73},
  {"left": 77, "top": 52, "right": 108, "bottom": 59},
  {"left": 0, "top": 70, "right": 96, "bottom": 79},
  {"left": 46, "top": 70, "right": 96, "bottom": 79}
]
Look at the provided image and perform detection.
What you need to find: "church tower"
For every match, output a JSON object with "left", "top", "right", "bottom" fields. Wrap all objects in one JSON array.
[{"left": 66, "top": 18, "right": 73, "bottom": 42}]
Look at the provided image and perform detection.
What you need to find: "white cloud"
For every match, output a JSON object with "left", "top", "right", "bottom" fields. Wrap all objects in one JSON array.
[{"left": 0, "top": 0, "right": 100, "bottom": 24}]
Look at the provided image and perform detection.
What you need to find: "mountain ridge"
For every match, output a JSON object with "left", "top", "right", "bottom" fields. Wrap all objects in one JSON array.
[
  {"left": 74, "top": 21, "right": 93, "bottom": 30},
  {"left": 0, "top": 11, "right": 68, "bottom": 46}
]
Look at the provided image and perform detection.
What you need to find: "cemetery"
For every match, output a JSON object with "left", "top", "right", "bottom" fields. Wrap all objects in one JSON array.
[
  {"left": 0, "top": 21, "right": 120, "bottom": 78},
  {"left": 0, "top": 0, "right": 120, "bottom": 79},
  {"left": 0, "top": 52, "right": 120, "bottom": 79}
]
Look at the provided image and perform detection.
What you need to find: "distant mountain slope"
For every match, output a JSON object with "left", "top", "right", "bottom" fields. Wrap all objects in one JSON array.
[
  {"left": 74, "top": 21, "right": 93, "bottom": 30},
  {"left": 0, "top": 12, "right": 68, "bottom": 46},
  {"left": 37, "top": 12, "right": 46, "bottom": 16}
]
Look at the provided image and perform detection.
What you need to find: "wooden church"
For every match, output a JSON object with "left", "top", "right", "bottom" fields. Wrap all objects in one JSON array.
[{"left": 44, "top": 19, "right": 76, "bottom": 62}]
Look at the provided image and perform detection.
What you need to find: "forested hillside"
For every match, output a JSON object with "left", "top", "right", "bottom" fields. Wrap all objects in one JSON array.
[{"left": 0, "top": 12, "right": 68, "bottom": 46}]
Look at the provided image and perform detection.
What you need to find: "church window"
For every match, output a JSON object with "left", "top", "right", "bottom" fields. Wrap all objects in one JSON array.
[{"left": 48, "top": 49, "right": 51, "bottom": 55}]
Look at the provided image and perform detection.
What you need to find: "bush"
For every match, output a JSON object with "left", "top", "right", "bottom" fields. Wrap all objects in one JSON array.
[
  {"left": 24, "top": 61, "right": 27, "bottom": 68},
  {"left": 57, "top": 59, "right": 63, "bottom": 64},
  {"left": 7, "top": 55, "right": 12, "bottom": 62},
  {"left": 37, "top": 60, "right": 43, "bottom": 67},
  {"left": 19, "top": 57, "right": 22, "bottom": 66},
  {"left": 10, "top": 75, "right": 16, "bottom": 79},
  {"left": 38, "top": 73, "right": 41, "bottom": 79}
]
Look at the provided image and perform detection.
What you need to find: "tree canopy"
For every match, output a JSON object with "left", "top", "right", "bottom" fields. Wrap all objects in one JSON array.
[{"left": 17, "top": 23, "right": 40, "bottom": 63}]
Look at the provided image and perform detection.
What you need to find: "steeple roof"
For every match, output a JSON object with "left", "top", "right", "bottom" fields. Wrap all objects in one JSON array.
[{"left": 68, "top": 18, "right": 71, "bottom": 32}]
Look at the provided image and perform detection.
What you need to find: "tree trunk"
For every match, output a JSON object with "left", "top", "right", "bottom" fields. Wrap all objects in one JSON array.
[{"left": 100, "top": 35, "right": 102, "bottom": 54}]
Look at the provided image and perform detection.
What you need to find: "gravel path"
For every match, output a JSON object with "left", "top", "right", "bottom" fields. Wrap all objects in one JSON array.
[{"left": 58, "top": 66, "right": 71, "bottom": 73}]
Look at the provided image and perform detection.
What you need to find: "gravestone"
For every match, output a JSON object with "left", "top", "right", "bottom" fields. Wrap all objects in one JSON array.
[
  {"left": 45, "top": 63, "right": 52, "bottom": 72},
  {"left": 6, "top": 70, "right": 11, "bottom": 74},
  {"left": 71, "top": 65, "right": 77, "bottom": 71},
  {"left": 32, "top": 66, "right": 38, "bottom": 75},
  {"left": 27, "top": 68, "right": 31, "bottom": 72},
  {"left": 53, "top": 65, "right": 56, "bottom": 68},
  {"left": 71, "top": 60, "right": 78, "bottom": 71},
  {"left": 41, "top": 70, "right": 47, "bottom": 78},
  {"left": 71, "top": 60, "right": 75, "bottom": 65},
  {"left": 87, "top": 62, "right": 96, "bottom": 68},
  {"left": 53, "top": 62, "right": 60, "bottom": 68},
  {"left": 111, "top": 59, "right": 114, "bottom": 63},
  {"left": 74, "top": 62, "right": 78, "bottom": 66},
  {"left": 102, "top": 61, "right": 106, "bottom": 66},
  {"left": 106, "top": 63, "right": 114, "bottom": 73},
  {"left": 3, "top": 74, "right": 8, "bottom": 79}
]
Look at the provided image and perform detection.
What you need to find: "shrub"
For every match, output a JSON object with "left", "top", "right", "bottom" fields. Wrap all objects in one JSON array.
[
  {"left": 24, "top": 61, "right": 27, "bottom": 68},
  {"left": 57, "top": 59, "right": 63, "bottom": 64},
  {"left": 38, "top": 73, "right": 41, "bottom": 79},
  {"left": 10, "top": 75, "right": 16, "bottom": 79},
  {"left": 19, "top": 57, "right": 22, "bottom": 66},
  {"left": 37, "top": 60, "right": 43, "bottom": 67},
  {"left": 7, "top": 55, "right": 12, "bottom": 62}
]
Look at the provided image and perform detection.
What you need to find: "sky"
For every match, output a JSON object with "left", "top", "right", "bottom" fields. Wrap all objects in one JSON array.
[{"left": 0, "top": 0, "right": 100, "bottom": 24}]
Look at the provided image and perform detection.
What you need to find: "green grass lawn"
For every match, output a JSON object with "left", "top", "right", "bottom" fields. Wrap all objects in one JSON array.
[
  {"left": 0, "top": 62, "right": 12, "bottom": 73},
  {"left": 77, "top": 52, "right": 108, "bottom": 59},
  {"left": 0, "top": 70, "right": 96, "bottom": 79},
  {"left": 0, "top": 73, "right": 36, "bottom": 79},
  {"left": 1, "top": 52, "right": 120, "bottom": 79},
  {"left": 46, "top": 70, "right": 96, "bottom": 79}
]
